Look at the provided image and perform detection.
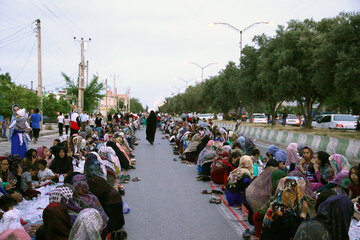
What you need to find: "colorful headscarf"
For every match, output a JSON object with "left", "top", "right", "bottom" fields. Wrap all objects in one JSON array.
[
  {"left": 69, "top": 208, "right": 103, "bottom": 240},
  {"left": 268, "top": 145, "right": 279, "bottom": 156},
  {"left": 263, "top": 176, "right": 306, "bottom": 229},
  {"left": 237, "top": 136, "right": 246, "bottom": 152},
  {"left": 329, "top": 154, "right": 351, "bottom": 187},
  {"left": 227, "top": 155, "right": 254, "bottom": 187},
  {"left": 0, "top": 229, "right": 31, "bottom": 240},
  {"left": 37, "top": 146, "right": 45, "bottom": 159},
  {"left": 72, "top": 174, "right": 108, "bottom": 226}
]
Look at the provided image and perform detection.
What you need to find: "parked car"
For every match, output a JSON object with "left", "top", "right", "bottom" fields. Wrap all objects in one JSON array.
[
  {"left": 313, "top": 114, "right": 357, "bottom": 130},
  {"left": 198, "top": 113, "right": 214, "bottom": 120},
  {"left": 252, "top": 113, "right": 267, "bottom": 124},
  {"left": 285, "top": 114, "right": 301, "bottom": 126}
]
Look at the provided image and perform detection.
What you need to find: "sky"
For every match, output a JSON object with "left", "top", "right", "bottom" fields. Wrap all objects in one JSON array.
[{"left": 1, "top": 0, "right": 359, "bottom": 109}]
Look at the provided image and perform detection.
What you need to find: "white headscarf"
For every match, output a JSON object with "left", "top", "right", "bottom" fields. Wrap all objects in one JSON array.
[{"left": 69, "top": 208, "right": 103, "bottom": 240}]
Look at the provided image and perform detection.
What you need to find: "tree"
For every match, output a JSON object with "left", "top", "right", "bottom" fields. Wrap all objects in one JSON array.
[
  {"left": 130, "top": 98, "right": 144, "bottom": 113},
  {"left": 63, "top": 73, "right": 105, "bottom": 112},
  {"left": 43, "top": 94, "right": 72, "bottom": 120},
  {"left": 0, "top": 73, "right": 41, "bottom": 117}
]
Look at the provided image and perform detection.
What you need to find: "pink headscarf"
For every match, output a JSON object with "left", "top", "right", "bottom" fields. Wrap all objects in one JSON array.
[
  {"left": 37, "top": 146, "right": 45, "bottom": 159},
  {"left": 206, "top": 140, "right": 214, "bottom": 148},
  {"left": 285, "top": 143, "right": 299, "bottom": 167},
  {"left": 0, "top": 229, "right": 31, "bottom": 240}
]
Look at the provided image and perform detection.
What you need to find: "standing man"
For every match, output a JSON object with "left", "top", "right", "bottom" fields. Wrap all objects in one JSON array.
[
  {"left": 146, "top": 110, "right": 157, "bottom": 145},
  {"left": 80, "top": 110, "right": 88, "bottom": 132},
  {"left": 57, "top": 112, "right": 64, "bottom": 136},
  {"left": 282, "top": 109, "right": 288, "bottom": 126},
  {"left": 30, "top": 108, "right": 41, "bottom": 144},
  {"left": 181, "top": 112, "right": 187, "bottom": 122},
  {"left": 70, "top": 111, "right": 80, "bottom": 136}
]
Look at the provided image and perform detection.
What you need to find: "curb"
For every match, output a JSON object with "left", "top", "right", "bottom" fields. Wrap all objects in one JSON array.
[{"left": 215, "top": 122, "right": 360, "bottom": 164}]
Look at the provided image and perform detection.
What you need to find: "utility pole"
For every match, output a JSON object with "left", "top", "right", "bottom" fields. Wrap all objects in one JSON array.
[
  {"left": 110, "top": 74, "right": 119, "bottom": 111},
  {"left": 86, "top": 60, "right": 89, "bottom": 87},
  {"left": 31, "top": 81, "right": 33, "bottom": 90},
  {"left": 127, "top": 87, "right": 130, "bottom": 112},
  {"left": 74, "top": 37, "right": 91, "bottom": 112},
  {"left": 36, "top": 19, "right": 43, "bottom": 130},
  {"left": 105, "top": 78, "right": 108, "bottom": 113}
]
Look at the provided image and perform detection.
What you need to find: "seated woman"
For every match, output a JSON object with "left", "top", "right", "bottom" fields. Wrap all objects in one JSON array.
[
  {"left": 87, "top": 175, "right": 126, "bottom": 234},
  {"left": 223, "top": 150, "right": 243, "bottom": 189},
  {"left": 22, "top": 148, "right": 38, "bottom": 171},
  {"left": 296, "top": 146, "right": 316, "bottom": 180},
  {"left": 69, "top": 208, "right": 104, "bottom": 240},
  {"left": 49, "top": 146, "right": 73, "bottom": 181},
  {"left": 251, "top": 169, "right": 287, "bottom": 239},
  {"left": 36, "top": 202, "right": 72, "bottom": 240},
  {"left": 197, "top": 140, "right": 213, "bottom": 173},
  {"left": 294, "top": 194, "right": 353, "bottom": 240},
  {"left": 210, "top": 145, "right": 231, "bottom": 184},
  {"left": 309, "top": 151, "right": 332, "bottom": 191},
  {"left": 183, "top": 133, "right": 201, "bottom": 163},
  {"left": 225, "top": 155, "right": 253, "bottom": 208},
  {"left": 285, "top": 142, "right": 300, "bottom": 169},
  {"left": 0, "top": 157, "right": 22, "bottom": 202},
  {"left": 317, "top": 154, "right": 351, "bottom": 194},
  {"left": 349, "top": 164, "right": 360, "bottom": 200},
  {"left": 261, "top": 176, "right": 310, "bottom": 240}
]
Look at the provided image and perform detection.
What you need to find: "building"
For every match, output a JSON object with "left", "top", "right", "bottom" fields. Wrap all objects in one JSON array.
[{"left": 99, "top": 88, "right": 130, "bottom": 115}]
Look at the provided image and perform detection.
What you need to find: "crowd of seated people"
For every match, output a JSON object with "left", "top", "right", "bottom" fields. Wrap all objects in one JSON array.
[
  {"left": 159, "top": 114, "right": 360, "bottom": 240},
  {"left": 0, "top": 112, "right": 145, "bottom": 239}
]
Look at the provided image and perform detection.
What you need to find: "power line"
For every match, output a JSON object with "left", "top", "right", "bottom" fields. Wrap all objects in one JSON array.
[
  {"left": 0, "top": 22, "right": 34, "bottom": 42},
  {"left": 2, "top": 34, "right": 34, "bottom": 70},
  {"left": 12, "top": 38, "right": 36, "bottom": 81},
  {"left": 0, "top": 31, "right": 34, "bottom": 48}
]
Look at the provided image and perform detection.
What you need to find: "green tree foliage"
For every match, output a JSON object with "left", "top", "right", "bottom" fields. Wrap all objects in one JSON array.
[
  {"left": 0, "top": 73, "right": 41, "bottom": 117},
  {"left": 153, "top": 12, "right": 360, "bottom": 128},
  {"left": 63, "top": 73, "right": 105, "bottom": 112},
  {"left": 130, "top": 98, "right": 144, "bottom": 113},
  {"left": 43, "top": 94, "right": 72, "bottom": 120}
]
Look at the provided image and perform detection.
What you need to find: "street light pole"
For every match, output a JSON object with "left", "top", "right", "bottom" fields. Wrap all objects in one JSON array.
[
  {"left": 210, "top": 21, "right": 272, "bottom": 65},
  {"left": 186, "top": 62, "right": 220, "bottom": 81}
]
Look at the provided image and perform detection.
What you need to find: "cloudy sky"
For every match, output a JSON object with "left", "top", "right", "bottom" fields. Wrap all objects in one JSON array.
[{"left": 1, "top": 0, "right": 359, "bottom": 108}]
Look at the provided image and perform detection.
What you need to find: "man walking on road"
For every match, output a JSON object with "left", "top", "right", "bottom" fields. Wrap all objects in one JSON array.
[
  {"left": 57, "top": 112, "right": 64, "bottom": 136},
  {"left": 30, "top": 108, "right": 41, "bottom": 144},
  {"left": 282, "top": 109, "right": 288, "bottom": 126}
]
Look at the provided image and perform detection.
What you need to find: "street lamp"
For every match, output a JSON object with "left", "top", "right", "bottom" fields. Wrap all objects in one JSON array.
[
  {"left": 210, "top": 21, "right": 273, "bottom": 65},
  {"left": 185, "top": 62, "right": 220, "bottom": 81},
  {"left": 174, "top": 77, "right": 198, "bottom": 88},
  {"left": 169, "top": 84, "right": 186, "bottom": 94}
]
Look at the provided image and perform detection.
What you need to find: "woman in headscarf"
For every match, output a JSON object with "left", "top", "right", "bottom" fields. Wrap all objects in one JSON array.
[
  {"left": 266, "top": 145, "right": 280, "bottom": 168},
  {"left": 146, "top": 110, "right": 157, "bottom": 144},
  {"left": 72, "top": 174, "right": 108, "bottom": 227},
  {"left": 22, "top": 148, "right": 38, "bottom": 171},
  {"left": 225, "top": 155, "right": 253, "bottom": 207},
  {"left": 49, "top": 185, "right": 83, "bottom": 223},
  {"left": 197, "top": 140, "right": 217, "bottom": 175},
  {"left": 310, "top": 151, "right": 332, "bottom": 191},
  {"left": 106, "top": 141, "right": 129, "bottom": 170},
  {"left": 210, "top": 144, "right": 230, "bottom": 184},
  {"left": 237, "top": 136, "right": 246, "bottom": 153},
  {"left": 183, "top": 133, "right": 201, "bottom": 163},
  {"left": 294, "top": 194, "right": 353, "bottom": 240},
  {"left": 69, "top": 208, "right": 103, "bottom": 240},
  {"left": 49, "top": 146, "right": 73, "bottom": 180},
  {"left": 9, "top": 104, "right": 28, "bottom": 158},
  {"left": 285, "top": 143, "right": 300, "bottom": 168},
  {"left": 196, "top": 135, "right": 210, "bottom": 156},
  {"left": 297, "top": 146, "right": 316, "bottom": 180},
  {"left": 251, "top": 169, "right": 287, "bottom": 239},
  {"left": 87, "top": 175, "right": 125, "bottom": 233},
  {"left": 317, "top": 154, "right": 351, "bottom": 194},
  {"left": 0, "top": 157, "right": 22, "bottom": 202},
  {"left": 261, "top": 176, "right": 309, "bottom": 240},
  {"left": 38, "top": 202, "right": 72, "bottom": 240}
]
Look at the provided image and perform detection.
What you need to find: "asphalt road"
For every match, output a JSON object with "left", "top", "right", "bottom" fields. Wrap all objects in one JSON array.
[{"left": 123, "top": 128, "right": 252, "bottom": 240}]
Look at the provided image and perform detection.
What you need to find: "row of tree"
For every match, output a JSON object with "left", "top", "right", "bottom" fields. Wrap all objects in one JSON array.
[
  {"left": 0, "top": 72, "right": 144, "bottom": 119},
  {"left": 159, "top": 12, "right": 360, "bottom": 128}
]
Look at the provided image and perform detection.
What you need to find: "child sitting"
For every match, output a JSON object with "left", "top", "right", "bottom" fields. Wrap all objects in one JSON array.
[
  {"left": 8, "top": 109, "right": 30, "bottom": 146},
  {"left": 20, "top": 165, "right": 40, "bottom": 200},
  {"left": 0, "top": 195, "right": 23, "bottom": 230},
  {"left": 37, "top": 159, "right": 55, "bottom": 182},
  {"left": 251, "top": 148, "right": 264, "bottom": 176}
]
